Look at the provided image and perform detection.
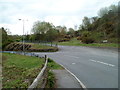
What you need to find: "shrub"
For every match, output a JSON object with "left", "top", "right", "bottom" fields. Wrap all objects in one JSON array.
[
  {"left": 48, "top": 58, "right": 53, "bottom": 63},
  {"left": 58, "top": 38, "right": 70, "bottom": 42},
  {"left": 80, "top": 31, "right": 95, "bottom": 44},
  {"left": 108, "top": 38, "right": 118, "bottom": 43},
  {"left": 77, "top": 36, "right": 82, "bottom": 40},
  {"left": 15, "top": 39, "right": 21, "bottom": 42},
  {"left": 2, "top": 39, "right": 14, "bottom": 50},
  {"left": 81, "top": 31, "right": 91, "bottom": 38},
  {"left": 46, "top": 71, "right": 55, "bottom": 88},
  {"left": 81, "top": 37, "right": 95, "bottom": 44}
]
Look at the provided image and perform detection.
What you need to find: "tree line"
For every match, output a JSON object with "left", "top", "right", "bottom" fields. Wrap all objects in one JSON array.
[
  {"left": 24, "top": 21, "right": 75, "bottom": 43},
  {"left": 77, "top": 4, "right": 118, "bottom": 43},
  {"left": 1, "top": 4, "right": 119, "bottom": 49},
  {"left": 27, "top": 4, "right": 118, "bottom": 44}
]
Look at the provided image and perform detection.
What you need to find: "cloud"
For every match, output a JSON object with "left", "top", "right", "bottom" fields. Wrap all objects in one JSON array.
[{"left": 0, "top": 0, "right": 119, "bottom": 35}]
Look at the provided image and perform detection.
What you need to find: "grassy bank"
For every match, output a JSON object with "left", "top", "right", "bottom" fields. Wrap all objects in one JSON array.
[
  {"left": 58, "top": 38, "right": 118, "bottom": 48},
  {"left": 30, "top": 43, "right": 58, "bottom": 52},
  {"left": 48, "top": 58, "right": 63, "bottom": 70},
  {"left": 2, "top": 53, "right": 63, "bottom": 88},
  {"left": 5, "top": 42, "right": 58, "bottom": 52},
  {"left": 2, "top": 53, "right": 44, "bottom": 88},
  {"left": 25, "top": 43, "right": 56, "bottom": 50}
]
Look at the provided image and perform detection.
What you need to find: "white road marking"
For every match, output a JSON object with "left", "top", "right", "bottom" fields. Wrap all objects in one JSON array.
[
  {"left": 59, "top": 64, "right": 87, "bottom": 90},
  {"left": 72, "top": 63, "right": 76, "bottom": 64},
  {"left": 89, "top": 59, "right": 115, "bottom": 67},
  {"left": 64, "top": 55, "right": 79, "bottom": 58}
]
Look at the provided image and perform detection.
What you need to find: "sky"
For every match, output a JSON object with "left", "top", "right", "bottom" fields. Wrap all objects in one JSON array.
[{"left": 0, "top": 0, "right": 119, "bottom": 35}]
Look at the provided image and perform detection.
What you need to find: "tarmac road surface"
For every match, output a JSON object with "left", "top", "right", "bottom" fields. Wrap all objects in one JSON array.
[{"left": 35, "top": 45, "right": 118, "bottom": 88}]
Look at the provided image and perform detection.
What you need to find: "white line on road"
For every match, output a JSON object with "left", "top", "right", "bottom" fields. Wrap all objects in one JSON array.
[
  {"left": 72, "top": 63, "right": 76, "bottom": 65},
  {"left": 89, "top": 59, "right": 115, "bottom": 67},
  {"left": 63, "top": 55, "right": 79, "bottom": 58},
  {"left": 59, "top": 64, "right": 87, "bottom": 90}
]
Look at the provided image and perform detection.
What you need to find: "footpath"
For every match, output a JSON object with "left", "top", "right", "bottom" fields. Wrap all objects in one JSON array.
[{"left": 52, "top": 70, "right": 81, "bottom": 88}]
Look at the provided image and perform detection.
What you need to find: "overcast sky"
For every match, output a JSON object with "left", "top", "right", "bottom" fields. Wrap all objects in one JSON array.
[{"left": 0, "top": 0, "right": 118, "bottom": 35}]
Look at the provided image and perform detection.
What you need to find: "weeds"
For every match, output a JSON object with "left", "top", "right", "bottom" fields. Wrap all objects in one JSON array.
[{"left": 2, "top": 53, "right": 44, "bottom": 88}]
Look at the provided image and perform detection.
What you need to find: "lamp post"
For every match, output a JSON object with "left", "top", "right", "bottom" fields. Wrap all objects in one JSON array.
[{"left": 19, "top": 19, "right": 27, "bottom": 55}]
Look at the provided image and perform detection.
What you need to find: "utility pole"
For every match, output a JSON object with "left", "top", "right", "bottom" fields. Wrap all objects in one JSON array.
[
  {"left": 19, "top": 19, "right": 28, "bottom": 55},
  {"left": 74, "top": 25, "right": 77, "bottom": 30}
]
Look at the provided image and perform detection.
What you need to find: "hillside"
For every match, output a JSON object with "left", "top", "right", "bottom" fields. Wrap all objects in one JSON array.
[{"left": 78, "top": 4, "right": 118, "bottom": 44}]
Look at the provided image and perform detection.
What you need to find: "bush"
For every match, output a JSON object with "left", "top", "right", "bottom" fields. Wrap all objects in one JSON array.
[
  {"left": 77, "top": 36, "right": 82, "bottom": 40},
  {"left": 58, "top": 38, "right": 70, "bottom": 42},
  {"left": 108, "top": 38, "right": 118, "bottom": 43},
  {"left": 81, "top": 31, "right": 91, "bottom": 37},
  {"left": 80, "top": 31, "right": 95, "bottom": 44},
  {"left": 2, "top": 39, "right": 14, "bottom": 50},
  {"left": 15, "top": 39, "right": 21, "bottom": 42},
  {"left": 46, "top": 71, "right": 55, "bottom": 88},
  {"left": 29, "top": 48, "right": 58, "bottom": 52},
  {"left": 81, "top": 37, "right": 95, "bottom": 44},
  {"left": 48, "top": 58, "right": 54, "bottom": 63}
]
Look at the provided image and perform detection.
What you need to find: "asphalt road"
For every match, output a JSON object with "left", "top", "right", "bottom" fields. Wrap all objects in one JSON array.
[{"left": 35, "top": 45, "right": 118, "bottom": 88}]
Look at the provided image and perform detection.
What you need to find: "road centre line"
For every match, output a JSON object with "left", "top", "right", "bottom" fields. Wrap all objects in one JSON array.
[
  {"left": 63, "top": 55, "right": 79, "bottom": 58},
  {"left": 72, "top": 63, "right": 76, "bottom": 64},
  {"left": 89, "top": 59, "right": 115, "bottom": 67}
]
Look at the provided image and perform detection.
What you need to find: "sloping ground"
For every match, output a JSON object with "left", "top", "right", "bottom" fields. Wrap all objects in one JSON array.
[
  {"left": 5, "top": 42, "right": 58, "bottom": 52},
  {"left": 5, "top": 43, "right": 31, "bottom": 51},
  {"left": 2, "top": 53, "right": 44, "bottom": 88},
  {"left": 2, "top": 53, "right": 65, "bottom": 88},
  {"left": 58, "top": 38, "right": 118, "bottom": 48}
]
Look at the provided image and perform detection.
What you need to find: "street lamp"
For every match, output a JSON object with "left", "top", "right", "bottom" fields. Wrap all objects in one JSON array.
[{"left": 19, "top": 19, "right": 28, "bottom": 55}]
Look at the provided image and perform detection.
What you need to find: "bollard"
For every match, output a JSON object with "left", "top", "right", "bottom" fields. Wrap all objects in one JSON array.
[
  {"left": 56, "top": 43, "right": 58, "bottom": 47},
  {"left": 45, "top": 55, "right": 47, "bottom": 62},
  {"left": 45, "top": 55, "right": 47, "bottom": 60}
]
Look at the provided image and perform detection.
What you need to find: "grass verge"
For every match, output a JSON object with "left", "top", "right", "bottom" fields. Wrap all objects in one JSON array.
[
  {"left": 58, "top": 38, "right": 118, "bottom": 48},
  {"left": 48, "top": 58, "right": 63, "bottom": 70},
  {"left": 2, "top": 53, "right": 44, "bottom": 88},
  {"left": 46, "top": 70, "right": 55, "bottom": 88},
  {"left": 29, "top": 43, "right": 58, "bottom": 52},
  {"left": 46, "top": 58, "right": 63, "bottom": 88},
  {"left": 27, "top": 43, "right": 56, "bottom": 50}
]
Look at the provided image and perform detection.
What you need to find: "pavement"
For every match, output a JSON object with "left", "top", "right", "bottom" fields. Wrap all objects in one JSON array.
[
  {"left": 52, "top": 70, "right": 81, "bottom": 88},
  {"left": 35, "top": 45, "right": 118, "bottom": 88}
]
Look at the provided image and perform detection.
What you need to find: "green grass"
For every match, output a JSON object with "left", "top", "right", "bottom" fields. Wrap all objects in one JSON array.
[
  {"left": 46, "top": 58, "right": 63, "bottom": 88},
  {"left": 17, "top": 42, "right": 56, "bottom": 49},
  {"left": 2, "top": 53, "right": 63, "bottom": 88},
  {"left": 16, "top": 42, "right": 58, "bottom": 52},
  {"left": 58, "top": 38, "right": 118, "bottom": 48},
  {"left": 31, "top": 43, "right": 56, "bottom": 49},
  {"left": 48, "top": 58, "right": 63, "bottom": 70},
  {"left": 58, "top": 38, "right": 80, "bottom": 46},
  {"left": 46, "top": 70, "right": 55, "bottom": 88},
  {"left": 2, "top": 53, "right": 44, "bottom": 88}
]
